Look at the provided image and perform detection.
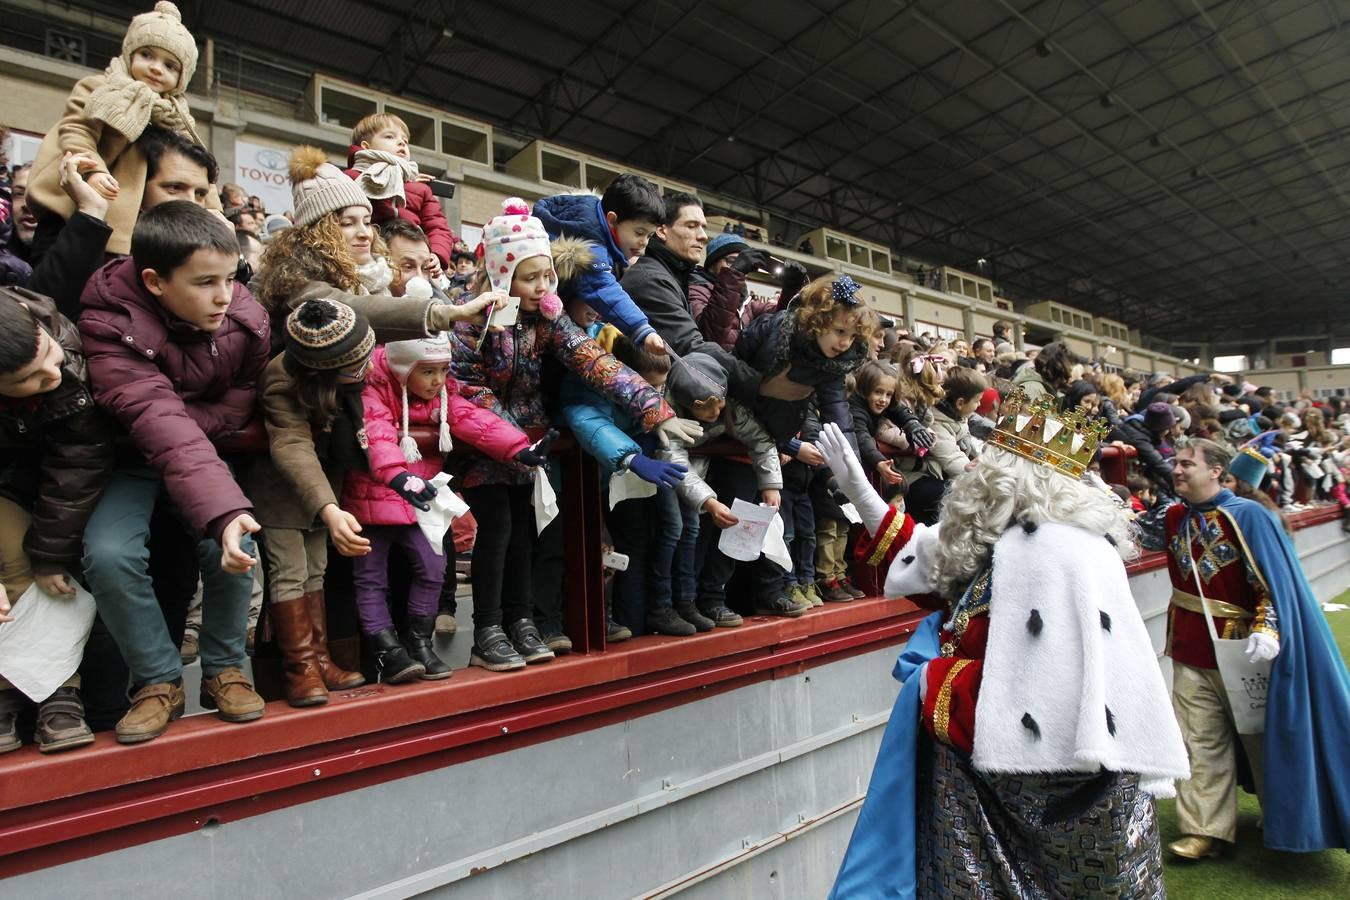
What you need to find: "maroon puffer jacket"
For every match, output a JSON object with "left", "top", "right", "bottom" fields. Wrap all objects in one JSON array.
[{"left": 78, "top": 257, "right": 270, "bottom": 542}]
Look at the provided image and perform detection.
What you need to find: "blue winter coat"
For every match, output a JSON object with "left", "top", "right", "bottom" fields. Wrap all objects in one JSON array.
[
  {"left": 533, "top": 193, "right": 656, "bottom": 349},
  {"left": 558, "top": 323, "right": 643, "bottom": 476}
]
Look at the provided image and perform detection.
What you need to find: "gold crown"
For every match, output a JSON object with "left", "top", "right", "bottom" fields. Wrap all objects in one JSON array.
[{"left": 986, "top": 389, "right": 1111, "bottom": 479}]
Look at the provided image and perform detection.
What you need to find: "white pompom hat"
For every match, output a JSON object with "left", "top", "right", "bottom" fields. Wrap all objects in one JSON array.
[{"left": 383, "top": 333, "right": 455, "bottom": 462}]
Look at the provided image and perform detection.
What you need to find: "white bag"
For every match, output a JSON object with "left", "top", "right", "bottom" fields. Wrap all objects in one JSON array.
[
  {"left": 1187, "top": 524, "right": 1270, "bottom": 735},
  {"left": 0, "top": 578, "right": 96, "bottom": 702}
]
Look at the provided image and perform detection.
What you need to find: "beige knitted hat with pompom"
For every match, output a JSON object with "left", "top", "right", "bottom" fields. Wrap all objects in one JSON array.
[
  {"left": 122, "top": 2, "right": 198, "bottom": 93},
  {"left": 289, "top": 146, "right": 371, "bottom": 228}
]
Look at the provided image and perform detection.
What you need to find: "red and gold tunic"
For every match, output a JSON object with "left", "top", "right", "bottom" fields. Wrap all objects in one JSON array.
[
  {"left": 853, "top": 505, "right": 984, "bottom": 753},
  {"left": 1164, "top": 502, "right": 1278, "bottom": 670}
]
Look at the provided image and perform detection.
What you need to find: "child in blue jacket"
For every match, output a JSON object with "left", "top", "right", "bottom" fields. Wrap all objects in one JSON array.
[
  {"left": 534, "top": 174, "right": 666, "bottom": 357},
  {"left": 558, "top": 323, "right": 694, "bottom": 637}
]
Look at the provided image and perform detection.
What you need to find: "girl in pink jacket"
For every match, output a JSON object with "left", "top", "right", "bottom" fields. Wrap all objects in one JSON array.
[{"left": 342, "top": 334, "right": 552, "bottom": 683}]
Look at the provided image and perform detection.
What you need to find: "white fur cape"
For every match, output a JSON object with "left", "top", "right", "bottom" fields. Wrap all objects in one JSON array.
[{"left": 884, "top": 520, "right": 1190, "bottom": 797}]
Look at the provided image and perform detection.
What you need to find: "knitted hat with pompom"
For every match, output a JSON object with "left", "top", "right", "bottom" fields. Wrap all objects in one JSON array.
[
  {"left": 482, "top": 198, "right": 553, "bottom": 295},
  {"left": 122, "top": 2, "right": 198, "bottom": 92},
  {"left": 289, "top": 146, "right": 371, "bottom": 228},
  {"left": 384, "top": 333, "right": 456, "bottom": 463},
  {"left": 284, "top": 298, "right": 375, "bottom": 371}
]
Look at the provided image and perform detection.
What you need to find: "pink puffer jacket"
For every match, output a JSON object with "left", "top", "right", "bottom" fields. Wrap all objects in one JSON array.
[{"left": 341, "top": 347, "right": 530, "bottom": 526}]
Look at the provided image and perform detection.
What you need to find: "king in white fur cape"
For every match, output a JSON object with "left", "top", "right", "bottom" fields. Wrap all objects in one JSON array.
[{"left": 827, "top": 427, "right": 1189, "bottom": 900}]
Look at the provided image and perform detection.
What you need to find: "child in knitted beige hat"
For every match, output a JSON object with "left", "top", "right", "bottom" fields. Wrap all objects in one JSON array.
[{"left": 26, "top": 1, "right": 207, "bottom": 256}]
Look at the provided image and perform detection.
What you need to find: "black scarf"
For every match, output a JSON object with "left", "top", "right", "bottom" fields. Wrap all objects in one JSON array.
[{"left": 318, "top": 381, "right": 369, "bottom": 471}]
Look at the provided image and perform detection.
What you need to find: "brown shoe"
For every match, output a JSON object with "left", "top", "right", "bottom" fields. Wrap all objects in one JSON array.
[
  {"left": 116, "top": 682, "right": 186, "bottom": 744},
  {"left": 0, "top": 689, "right": 23, "bottom": 753},
  {"left": 820, "top": 580, "right": 855, "bottom": 603},
  {"left": 200, "top": 667, "right": 265, "bottom": 723},
  {"left": 268, "top": 597, "right": 328, "bottom": 708},
  {"left": 840, "top": 577, "right": 867, "bottom": 599},
  {"left": 36, "top": 687, "right": 96, "bottom": 753},
  {"left": 179, "top": 630, "right": 199, "bottom": 665},
  {"left": 1168, "top": 835, "right": 1223, "bottom": 860},
  {"left": 305, "top": 591, "right": 365, "bottom": 690}
]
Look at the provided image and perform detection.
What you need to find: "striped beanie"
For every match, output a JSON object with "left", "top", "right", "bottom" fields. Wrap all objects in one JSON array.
[{"left": 284, "top": 299, "right": 375, "bottom": 371}]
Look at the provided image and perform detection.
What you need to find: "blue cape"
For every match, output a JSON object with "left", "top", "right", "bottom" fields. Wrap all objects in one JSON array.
[
  {"left": 1212, "top": 490, "right": 1350, "bottom": 851},
  {"left": 829, "top": 611, "right": 943, "bottom": 899}
]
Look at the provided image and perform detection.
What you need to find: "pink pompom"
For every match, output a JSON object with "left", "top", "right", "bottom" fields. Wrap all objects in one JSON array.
[
  {"left": 506, "top": 253, "right": 515, "bottom": 261},
  {"left": 502, "top": 198, "right": 530, "bottom": 216},
  {"left": 539, "top": 293, "right": 564, "bottom": 320}
]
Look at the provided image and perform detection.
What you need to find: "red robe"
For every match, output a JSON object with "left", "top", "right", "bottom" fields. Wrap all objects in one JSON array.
[{"left": 1164, "top": 503, "right": 1278, "bottom": 670}]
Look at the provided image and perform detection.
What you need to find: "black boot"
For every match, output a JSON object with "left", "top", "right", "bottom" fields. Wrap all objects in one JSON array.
[
  {"left": 646, "top": 606, "right": 696, "bottom": 636},
  {"left": 508, "top": 618, "right": 555, "bottom": 664},
  {"left": 404, "top": 616, "right": 453, "bottom": 680},
  {"left": 674, "top": 603, "right": 715, "bottom": 633},
  {"left": 369, "top": 628, "right": 425, "bottom": 684}
]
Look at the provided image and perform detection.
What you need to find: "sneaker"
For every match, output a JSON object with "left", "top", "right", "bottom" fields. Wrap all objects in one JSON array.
[
  {"left": 754, "top": 594, "right": 809, "bottom": 618},
  {"left": 508, "top": 619, "right": 556, "bottom": 664},
  {"left": 200, "top": 667, "right": 265, "bottom": 723},
  {"left": 787, "top": 583, "right": 810, "bottom": 610},
  {"left": 699, "top": 604, "right": 744, "bottom": 628},
  {"left": 0, "top": 689, "right": 22, "bottom": 754},
  {"left": 116, "top": 681, "right": 186, "bottom": 744},
  {"left": 35, "top": 687, "right": 95, "bottom": 753},
  {"left": 179, "top": 630, "right": 199, "bottom": 665},
  {"left": 840, "top": 577, "right": 867, "bottom": 599},
  {"left": 802, "top": 582, "right": 825, "bottom": 607},
  {"left": 820, "top": 579, "right": 855, "bottom": 603},
  {"left": 674, "top": 602, "right": 715, "bottom": 632},
  {"left": 470, "top": 626, "right": 527, "bottom": 672},
  {"left": 606, "top": 619, "right": 633, "bottom": 642},
  {"left": 646, "top": 607, "right": 696, "bottom": 636},
  {"left": 543, "top": 631, "right": 573, "bottom": 654},
  {"left": 435, "top": 613, "right": 458, "bottom": 636}
]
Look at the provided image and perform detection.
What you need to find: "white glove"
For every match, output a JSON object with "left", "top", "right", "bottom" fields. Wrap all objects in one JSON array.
[
  {"left": 655, "top": 416, "right": 704, "bottom": 449},
  {"left": 1245, "top": 631, "right": 1279, "bottom": 663},
  {"left": 818, "top": 422, "right": 890, "bottom": 534}
]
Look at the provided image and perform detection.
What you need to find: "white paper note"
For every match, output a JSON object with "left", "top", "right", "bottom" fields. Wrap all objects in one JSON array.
[
  {"left": 717, "top": 498, "right": 778, "bottom": 562},
  {"left": 0, "top": 579, "right": 96, "bottom": 702},
  {"left": 840, "top": 502, "right": 863, "bottom": 524},
  {"left": 762, "top": 512, "right": 793, "bottom": 572},
  {"left": 609, "top": 468, "right": 658, "bottom": 509},
  {"left": 413, "top": 471, "right": 471, "bottom": 556},
  {"left": 533, "top": 466, "right": 559, "bottom": 534}
]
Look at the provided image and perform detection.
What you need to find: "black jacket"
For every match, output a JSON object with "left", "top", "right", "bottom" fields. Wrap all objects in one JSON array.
[
  {"left": 1109, "top": 414, "right": 1174, "bottom": 495},
  {"left": 26, "top": 212, "right": 113, "bottom": 322},
  {"left": 0, "top": 287, "right": 116, "bottom": 573},
  {"left": 621, "top": 236, "right": 762, "bottom": 407}
]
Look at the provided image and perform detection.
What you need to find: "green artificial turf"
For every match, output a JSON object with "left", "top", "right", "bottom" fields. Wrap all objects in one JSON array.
[{"left": 1156, "top": 588, "right": 1350, "bottom": 898}]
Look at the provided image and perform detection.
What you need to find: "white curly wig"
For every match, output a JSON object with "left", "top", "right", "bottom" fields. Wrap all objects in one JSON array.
[{"left": 932, "top": 447, "right": 1138, "bottom": 598}]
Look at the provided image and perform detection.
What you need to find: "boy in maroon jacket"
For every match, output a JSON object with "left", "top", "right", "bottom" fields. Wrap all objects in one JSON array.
[{"left": 79, "top": 201, "right": 269, "bottom": 744}]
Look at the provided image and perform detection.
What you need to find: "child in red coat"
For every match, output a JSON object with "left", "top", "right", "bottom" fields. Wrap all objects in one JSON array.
[
  {"left": 345, "top": 113, "right": 457, "bottom": 270},
  {"left": 341, "top": 333, "right": 550, "bottom": 683}
]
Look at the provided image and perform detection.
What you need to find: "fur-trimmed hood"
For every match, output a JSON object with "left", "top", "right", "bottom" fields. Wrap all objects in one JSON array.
[{"left": 550, "top": 235, "right": 598, "bottom": 285}]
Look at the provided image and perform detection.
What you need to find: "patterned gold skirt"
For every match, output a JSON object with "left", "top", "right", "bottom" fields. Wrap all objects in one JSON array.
[{"left": 916, "top": 740, "right": 1166, "bottom": 899}]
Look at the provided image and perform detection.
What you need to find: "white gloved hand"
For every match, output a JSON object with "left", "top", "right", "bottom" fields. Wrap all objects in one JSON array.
[
  {"left": 818, "top": 422, "right": 890, "bottom": 533},
  {"left": 655, "top": 416, "right": 704, "bottom": 449},
  {"left": 1245, "top": 631, "right": 1279, "bottom": 663}
]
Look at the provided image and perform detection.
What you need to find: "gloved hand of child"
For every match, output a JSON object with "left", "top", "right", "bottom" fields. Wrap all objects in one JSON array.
[
  {"left": 628, "top": 454, "right": 687, "bottom": 489},
  {"left": 390, "top": 472, "right": 437, "bottom": 511},
  {"left": 656, "top": 416, "right": 704, "bottom": 449},
  {"left": 902, "top": 418, "right": 936, "bottom": 450},
  {"left": 515, "top": 429, "right": 559, "bottom": 468}
]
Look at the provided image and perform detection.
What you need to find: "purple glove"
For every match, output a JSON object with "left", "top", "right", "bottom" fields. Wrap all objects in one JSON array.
[
  {"left": 390, "top": 472, "right": 437, "bottom": 511},
  {"left": 628, "top": 454, "right": 687, "bottom": 490}
]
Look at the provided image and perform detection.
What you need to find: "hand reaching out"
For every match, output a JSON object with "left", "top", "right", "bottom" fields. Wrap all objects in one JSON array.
[
  {"left": 704, "top": 498, "right": 739, "bottom": 529},
  {"left": 86, "top": 171, "right": 120, "bottom": 201}
]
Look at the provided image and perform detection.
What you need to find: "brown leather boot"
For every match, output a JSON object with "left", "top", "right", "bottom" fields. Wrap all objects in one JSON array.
[
  {"left": 200, "top": 667, "right": 265, "bottom": 723},
  {"left": 116, "top": 682, "right": 185, "bottom": 744},
  {"left": 305, "top": 590, "right": 365, "bottom": 690},
  {"left": 268, "top": 597, "right": 328, "bottom": 707}
]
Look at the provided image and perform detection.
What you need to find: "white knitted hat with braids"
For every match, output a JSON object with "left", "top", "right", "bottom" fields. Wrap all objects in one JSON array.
[{"left": 384, "top": 334, "right": 455, "bottom": 462}]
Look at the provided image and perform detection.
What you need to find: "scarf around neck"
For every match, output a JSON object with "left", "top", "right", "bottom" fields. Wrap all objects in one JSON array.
[
  {"left": 84, "top": 56, "right": 199, "bottom": 143},
  {"left": 351, "top": 149, "right": 421, "bottom": 205},
  {"left": 356, "top": 256, "right": 393, "bottom": 295}
]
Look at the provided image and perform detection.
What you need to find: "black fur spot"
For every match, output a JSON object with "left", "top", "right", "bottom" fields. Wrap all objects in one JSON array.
[
  {"left": 1106, "top": 706, "right": 1117, "bottom": 737},
  {"left": 1104, "top": 533, "right": 1118, "bottom": 547},
  {"left": 1022, "top": 520, "right": 1039, "bottom": 534},
  {"left": 1100, "top": 610, "right": 1112, "bottom": 632},
  {"left": 1026, "top": 609, "right": 1043, "bottom": 636},
  {"left": 901, "top": 555, "right": 915, "bottom": 565},
  {"left": 1021, "top": 713, "right": 1041, "bottom": 741}
]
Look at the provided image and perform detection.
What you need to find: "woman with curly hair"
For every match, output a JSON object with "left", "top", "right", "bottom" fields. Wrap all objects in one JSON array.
[{"left": 251, "top": 146, "right": 494, "bottom": 350}]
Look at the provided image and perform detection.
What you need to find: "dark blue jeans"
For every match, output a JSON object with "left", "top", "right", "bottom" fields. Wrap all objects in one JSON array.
[
  {"left": 608, "top": 487, "right": 682, "bottom": 633},
  {"left": 672, "top": 499, "right": 702, "bottom": 605},
  {"left": 781, "top": 489, "right": 816, "bottom": 585}
]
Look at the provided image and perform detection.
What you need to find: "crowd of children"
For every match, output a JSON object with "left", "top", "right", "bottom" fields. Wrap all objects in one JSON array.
[{"left": 2, "top": 2, "right": 1348, "bottom": 757}]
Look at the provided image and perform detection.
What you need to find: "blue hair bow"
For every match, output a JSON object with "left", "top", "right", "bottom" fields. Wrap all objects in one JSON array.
[{"left": 832, "top": 275, "right": 862, "bottom": 306}]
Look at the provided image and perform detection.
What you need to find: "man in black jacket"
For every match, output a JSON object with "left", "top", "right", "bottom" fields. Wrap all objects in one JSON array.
[{"left": 622, "top": 193, "right": 811, "bottom": 408}]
